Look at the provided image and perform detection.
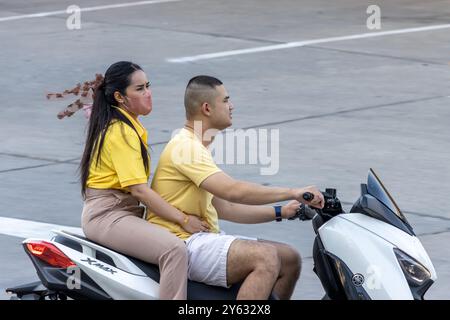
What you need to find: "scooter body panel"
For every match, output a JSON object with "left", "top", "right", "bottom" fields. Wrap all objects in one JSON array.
[
  {"left": 17, "top": 230, "right": 243, "bottom": 300},
  {"left": 318, "top": 214, "right": 414, "bottom": 299},
  {"left": 24, "top": 237, "right": 160, "bottom": 300},
  {"left": 340, "top": 214, "right": 437, "bottom": 281}
]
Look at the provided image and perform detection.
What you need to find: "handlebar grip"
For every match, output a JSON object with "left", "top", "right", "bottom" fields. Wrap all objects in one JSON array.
[{"left": 303, "top": 192, "right": 314, "bottom": 202}]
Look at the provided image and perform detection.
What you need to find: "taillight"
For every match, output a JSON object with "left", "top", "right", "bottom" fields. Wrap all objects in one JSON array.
[{"left": 25, "top": 241, "right": 75, "bottom": 268}]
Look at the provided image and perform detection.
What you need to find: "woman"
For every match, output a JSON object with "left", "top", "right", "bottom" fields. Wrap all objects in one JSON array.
[{"left": 79, "top": 61, "right": 209, "bottom": 299}]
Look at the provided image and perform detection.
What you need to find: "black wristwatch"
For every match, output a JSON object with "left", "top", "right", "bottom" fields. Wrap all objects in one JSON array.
[{"left": 274, "top": 206, "right": 282, "bottom": 222}]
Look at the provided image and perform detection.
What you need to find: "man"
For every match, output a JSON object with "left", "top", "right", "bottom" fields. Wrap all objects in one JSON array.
[{"left": 148, "top": 75, "right": 324, "bottom": 299}]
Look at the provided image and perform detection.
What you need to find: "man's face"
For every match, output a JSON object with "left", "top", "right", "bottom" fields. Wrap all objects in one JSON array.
[{"left": 209, "top": 85, "right": 233, "bottom": 130}]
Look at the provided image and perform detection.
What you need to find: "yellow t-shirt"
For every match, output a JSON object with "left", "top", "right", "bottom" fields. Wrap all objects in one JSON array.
[
  {"left": 86, "top": 107, "right": 150, "bottom": 192},
  {"left": 148, "top": 128, "right": 222, "bottom": 240}
]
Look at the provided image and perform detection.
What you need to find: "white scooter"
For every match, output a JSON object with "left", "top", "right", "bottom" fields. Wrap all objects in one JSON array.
[
  {"left": 6, "top": 168, "right": 436, "bottom": 300},
  {"left": 303, "top": 168, "right": 437, "bottom": 299}
]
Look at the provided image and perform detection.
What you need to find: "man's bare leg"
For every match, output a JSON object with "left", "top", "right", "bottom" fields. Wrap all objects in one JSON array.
[
  {"left": 259, "top": 240, "right": 302, "bottom": 300},
  {"left": 226, "top": 239, "right": 281, "bottom": 299}
]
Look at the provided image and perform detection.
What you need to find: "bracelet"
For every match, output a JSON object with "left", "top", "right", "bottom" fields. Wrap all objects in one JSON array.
[
  {"left": 182, "top": 215, "right": 189, "bottom": 225},
  {"left": 273, "top": 206, "right": 282, "bottom": 222}
]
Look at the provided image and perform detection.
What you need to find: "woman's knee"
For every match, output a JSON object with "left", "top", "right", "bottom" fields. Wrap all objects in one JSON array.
[{"left": 161, "top": 238, "right": 188, "bottom": 263}]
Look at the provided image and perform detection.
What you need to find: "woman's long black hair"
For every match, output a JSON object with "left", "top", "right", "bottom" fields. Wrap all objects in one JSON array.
[{"left": 80, "top": 61, "right": 149, "bottom": 198}]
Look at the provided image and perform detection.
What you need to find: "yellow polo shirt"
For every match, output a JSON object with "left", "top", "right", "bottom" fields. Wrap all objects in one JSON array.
[
  {"left": 86, "top": 107, "right": 150, "bottom": 192},
  {"left": 148, "top": 128, "right": 222, "bottom": 240}
]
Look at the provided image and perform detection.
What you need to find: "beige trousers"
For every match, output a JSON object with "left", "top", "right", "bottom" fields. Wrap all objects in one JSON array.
[{"left": 81, "top": 188, "right": 187, "bottom": 299}]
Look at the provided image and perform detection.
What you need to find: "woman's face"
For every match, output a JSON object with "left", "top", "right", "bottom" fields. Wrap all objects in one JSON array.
[{"left": 121, "top": 70, "right": 152, "bottom": 117}]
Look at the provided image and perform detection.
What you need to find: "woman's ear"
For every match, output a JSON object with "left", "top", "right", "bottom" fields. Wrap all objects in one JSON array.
[{"left": 114, "top": 91, "right": 124, "bottom": 104}]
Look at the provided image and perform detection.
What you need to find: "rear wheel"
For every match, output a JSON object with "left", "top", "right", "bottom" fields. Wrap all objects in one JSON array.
[
  {"left": 8, "top": 291, "right": 67, "bottom": 300},
  {"left": 9, "top": 293, "right": 42, "bottom": 300}
]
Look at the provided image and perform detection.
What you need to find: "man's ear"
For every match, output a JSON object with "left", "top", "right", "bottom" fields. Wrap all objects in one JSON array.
[
  {"left": 200, "top": 102, "right": 211, "bottom": 116},
  {"left": 114, "top": 91, "right": 125, "bottom": 104}
]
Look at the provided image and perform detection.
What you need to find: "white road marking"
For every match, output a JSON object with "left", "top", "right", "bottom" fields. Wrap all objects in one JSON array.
[
  {"left": 167, "top": 23, "right": 450, "bottom": 63},
  {"left": 0, "top": 216, "right": 82, "bottom": 239},
  {"left": 0, "top": 0, "right": 182, "bottom": 22}
]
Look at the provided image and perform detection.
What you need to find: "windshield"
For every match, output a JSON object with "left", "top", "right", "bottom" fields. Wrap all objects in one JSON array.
[{"left": 367, "top": 168, "right": 409, "bottom": 224}]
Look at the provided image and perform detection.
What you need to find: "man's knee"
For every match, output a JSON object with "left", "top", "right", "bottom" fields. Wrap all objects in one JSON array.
[
  {"left": 285, "top": 246, "right": 302, "bottom": 276},
  {"left": 254, "top": 244, "right": 281, "bottom": 275},
  {"left": 227, "top": 240, "right": 281, "bottom": 285}
]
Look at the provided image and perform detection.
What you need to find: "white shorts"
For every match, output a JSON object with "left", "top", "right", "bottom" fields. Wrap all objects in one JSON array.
[{"left": 185, "top": 231, "right": 257, "bottom": 288}]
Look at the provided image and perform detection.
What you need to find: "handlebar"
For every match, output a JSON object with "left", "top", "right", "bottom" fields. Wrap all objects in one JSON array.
[{"left": 290, "top": 188, "right": 344, "bottom": 221}]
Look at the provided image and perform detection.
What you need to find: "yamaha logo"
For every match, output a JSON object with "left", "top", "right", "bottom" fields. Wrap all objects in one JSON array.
[{"left": 352, "top": 273, "right": 365, "bottom": 287}]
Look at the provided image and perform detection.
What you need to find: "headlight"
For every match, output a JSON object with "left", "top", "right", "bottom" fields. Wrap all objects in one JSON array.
[{"left": 394, "top": 248, "right": 431, "bottom": 286}]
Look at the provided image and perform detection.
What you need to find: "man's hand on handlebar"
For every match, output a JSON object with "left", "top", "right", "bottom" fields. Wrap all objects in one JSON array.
[{"left": 295, "top": 186, "right": 325, "bottom": 209}]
